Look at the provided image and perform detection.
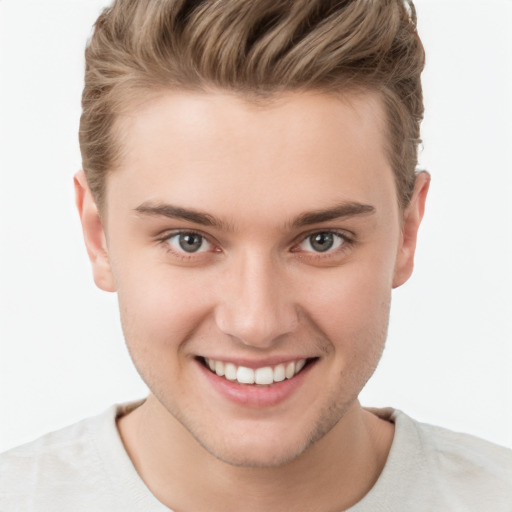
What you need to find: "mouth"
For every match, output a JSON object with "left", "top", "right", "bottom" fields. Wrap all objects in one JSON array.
[{"left": 198, "top": 356, "right": 318, "bottom": 386}]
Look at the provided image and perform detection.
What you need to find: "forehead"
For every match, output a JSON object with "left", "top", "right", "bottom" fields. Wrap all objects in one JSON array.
[{"left": 107, "top": 90, "right": 398, "bottom": 226}]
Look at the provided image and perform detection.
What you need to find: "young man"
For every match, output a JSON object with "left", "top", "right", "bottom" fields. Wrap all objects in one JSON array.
[{"left": 1, "top": 0, "right": 511, "bottom": 510}]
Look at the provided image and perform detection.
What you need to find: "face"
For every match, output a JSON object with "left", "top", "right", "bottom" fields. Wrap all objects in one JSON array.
[{"left": 77, "top": 90, "right": 427, "bottom": 468}]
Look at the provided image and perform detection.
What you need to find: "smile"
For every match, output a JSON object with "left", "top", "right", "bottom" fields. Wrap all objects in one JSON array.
[{"left": 202, "top": 357, "right": 311, "bottom": 385}]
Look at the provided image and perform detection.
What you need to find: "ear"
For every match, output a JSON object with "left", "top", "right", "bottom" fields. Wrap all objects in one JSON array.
[
  {"left": 74, "top": 170, "right": 116, "bottom": 292},
  {"left": 392, "top": 171, "right": 430, "bottom": 288}
]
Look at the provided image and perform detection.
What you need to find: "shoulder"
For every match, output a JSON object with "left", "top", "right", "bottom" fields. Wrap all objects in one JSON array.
[
  {"left": 1, "top": 406, "right": 108, "bottom": 460},
  {"left": 395, "top": 409, "right": 512, "bottom": 482},
  {"left": 0, "top": 400, "right": 147, "bottom": 512},
  {"left": 0, "top": 405, "right": 115, "bottom": 511},
  {"left": 358, "top": 408, "right": 512, "bottom": 512}
]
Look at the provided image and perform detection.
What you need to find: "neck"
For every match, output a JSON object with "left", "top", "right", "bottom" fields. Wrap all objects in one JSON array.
[{"left": 117, "top": 395, "right": 394, "bottom": 512}]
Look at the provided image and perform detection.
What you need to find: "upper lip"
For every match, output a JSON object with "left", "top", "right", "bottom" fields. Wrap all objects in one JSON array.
[{"left": 197, "top": 355, "right": 317, "bottom": 368}]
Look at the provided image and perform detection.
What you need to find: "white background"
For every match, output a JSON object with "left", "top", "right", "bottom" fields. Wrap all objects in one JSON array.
[{"left": 1, "top": 0, "right": 511, "bottom": 452}]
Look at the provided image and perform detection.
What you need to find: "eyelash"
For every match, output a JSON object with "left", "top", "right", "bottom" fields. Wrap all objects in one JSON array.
[
  {"left": 291, "top": 230, "right": 354, "bottom": 258},
  {"left": 156, "top": 229, "right": 355, "bottom": 261},
  {"left": 156, "top": 230, "right": 217, "bottom": 261}
]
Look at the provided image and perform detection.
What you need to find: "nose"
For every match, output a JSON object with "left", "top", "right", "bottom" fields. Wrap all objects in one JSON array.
[{"left": 214, "top": 251, "right": 299, "bottom": 349}]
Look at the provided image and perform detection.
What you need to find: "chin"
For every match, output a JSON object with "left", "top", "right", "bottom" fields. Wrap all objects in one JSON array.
[
  {"left": 199, "top": 435, "right": 310, "bottom": 469},
  {"left": 186, "top": 405, "right": 349, "bottom": 469}
]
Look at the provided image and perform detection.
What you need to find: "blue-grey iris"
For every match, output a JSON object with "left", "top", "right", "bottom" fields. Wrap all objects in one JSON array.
[
  {"left": 310, "top": 232, "right": 334, "bottom": 252},
  {"left": 179, "top": 233, "right": 203, "bottom": 252}
]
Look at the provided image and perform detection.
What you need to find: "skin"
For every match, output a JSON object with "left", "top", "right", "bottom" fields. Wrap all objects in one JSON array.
[{"left": 75, "top": 90, "right": 429, "bottom": 511}]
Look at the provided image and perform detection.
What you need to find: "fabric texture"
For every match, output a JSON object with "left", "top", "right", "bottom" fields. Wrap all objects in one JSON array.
[{"left": 1, "top": 400, "right": 512, "bottom": 511}]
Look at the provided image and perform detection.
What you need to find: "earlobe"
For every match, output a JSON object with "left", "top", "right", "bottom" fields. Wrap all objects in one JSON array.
[
  {"left": 392, "top": 171, "right": 430, "bottom": 288},
  {"left": 74, "top": 170, "right": 116, "bottom": 292}
]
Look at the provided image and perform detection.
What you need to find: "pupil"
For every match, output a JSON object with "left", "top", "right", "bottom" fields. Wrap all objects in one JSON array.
[
  {"left": 310, "top": 233, "right": 334, "bottom": 252},
  {"left": 179, "top": 233, "right": 202, "bottom": 252}
]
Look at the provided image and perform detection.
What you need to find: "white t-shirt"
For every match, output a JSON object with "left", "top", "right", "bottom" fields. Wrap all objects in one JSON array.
[{"left": 1, "top": 399, "right": 511, "bottom": 511}]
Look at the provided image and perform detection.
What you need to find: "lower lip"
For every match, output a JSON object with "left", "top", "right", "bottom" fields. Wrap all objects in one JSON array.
[{"left": 197, "top": 359, "right": 316, "bottom": 408}]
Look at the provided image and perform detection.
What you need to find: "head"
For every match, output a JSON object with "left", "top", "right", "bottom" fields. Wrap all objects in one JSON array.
[
  {"left": 80, "top": 0, "right": 425, "bottom": 212},
  {"left": 76, "top": 0, "right": 428, "bottom": 468}
]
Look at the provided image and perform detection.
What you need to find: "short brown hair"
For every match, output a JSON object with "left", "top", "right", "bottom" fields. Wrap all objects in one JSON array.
[{"left": 80, "top": 0, "right": 425, "bottom": 210}]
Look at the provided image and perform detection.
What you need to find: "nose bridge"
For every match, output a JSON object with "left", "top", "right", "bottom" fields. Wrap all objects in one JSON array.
[{"left": 215, "top": 249, "right": 298, "bottom": 348}]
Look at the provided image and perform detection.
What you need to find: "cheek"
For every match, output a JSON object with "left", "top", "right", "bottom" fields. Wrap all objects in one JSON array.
[
  {"left": 115, "top": 269, "right": 212, "bottom": 399},
  {"left": 306, "top": 256, "right": 393, "bottom": 319},
  {"left": 113, "top": 256, "right": 213, "bottom": 353},
  {"left": 299, "top": 256, "right": 394, "bottom": 360}
]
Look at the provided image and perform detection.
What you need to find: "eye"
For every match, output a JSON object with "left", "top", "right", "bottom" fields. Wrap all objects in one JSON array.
[
  {"left": 298, "top": 232, "right": 345, "bottom": 253},
  {"left": 166, "top": 232, "right": 212, "bottom": 253}
]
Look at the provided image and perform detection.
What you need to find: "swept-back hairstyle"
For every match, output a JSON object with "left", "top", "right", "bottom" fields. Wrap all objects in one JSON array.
[{"left": 80, "top": 0, "right": 425, "bottom": 210}]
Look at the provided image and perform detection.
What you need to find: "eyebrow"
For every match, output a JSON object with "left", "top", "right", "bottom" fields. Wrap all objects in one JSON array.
[
  {"left": 291, "top": 202, "right": 375, "bottom": 227},
  {"left": 135, "top": 202, "right": 233, "bottom": 230},
  {"left": 134, "top": 200, "right": 375, "bottom": 230}
]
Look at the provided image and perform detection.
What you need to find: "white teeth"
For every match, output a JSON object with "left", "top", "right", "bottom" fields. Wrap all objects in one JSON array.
[
  {"left": 295, "top": 359, "right": 306, "bottom": 373},
  {"left": 273, "top": 364, "right": 286, "bottom": 382},
  {"left": 255, "top": 366, "right": 274, "bottom": 385},
  {"left": 205, "top": 357, "right": 310, "bottom": 385},
  {"left": 215, "top": 360, "right": 225, "bottom": 377},
  {"left": 225, "top": 363, "right": 237, "bottom": 381},
  {"left": 285, "top": 362, "right": 295, "bottom": 379},
  {"left": 237, "top": 366, "right": 255, "bottom": 384}
]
